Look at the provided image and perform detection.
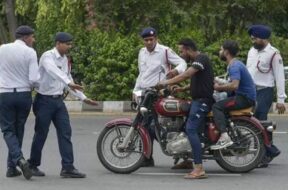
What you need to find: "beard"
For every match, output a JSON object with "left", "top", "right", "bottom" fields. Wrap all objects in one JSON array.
[
  {"left": 220, "top": 54, "right": 227, "bottom": 61},
  {"left": 180, "top": 55, "right": 192, "bottom": 63},
  {"left": 253, "top": 43, "right": 265, "bottom": 50}
]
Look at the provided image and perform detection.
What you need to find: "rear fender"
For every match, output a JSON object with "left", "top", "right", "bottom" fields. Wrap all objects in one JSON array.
[
  {"left": 105, "top": 118, "right": 152, "bottom": 158},
  {"left": 232, "top": 116, "right": 270, "bottom": 146}
]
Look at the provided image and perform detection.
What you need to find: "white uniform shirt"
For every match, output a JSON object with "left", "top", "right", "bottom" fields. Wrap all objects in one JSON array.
[
  {"left": 133, "top": 43, "right": 187, "bottom": 91},
  {"left": 36, "top": 48, "right": 87, "bottom": 100},
  {"left": 0, "top": 40, "right": 39, "bottom": 90},
  {"left": 247, "top": 43, "right": 287, "bottom": 103}
]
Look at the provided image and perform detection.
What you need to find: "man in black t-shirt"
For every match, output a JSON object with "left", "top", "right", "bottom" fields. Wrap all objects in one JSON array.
[{"left": 157, "top": 38, "right": 214, "bottom": 179}]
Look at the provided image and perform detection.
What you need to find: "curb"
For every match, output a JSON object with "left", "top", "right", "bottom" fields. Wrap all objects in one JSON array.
[
  {"left": 64, "top": 100, "right": 133, "bottom": 112},
  {"left": 64, "top": 100, "right": 288, "bottom": 114}
]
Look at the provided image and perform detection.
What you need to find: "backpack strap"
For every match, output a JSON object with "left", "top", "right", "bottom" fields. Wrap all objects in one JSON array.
[{"left": 257, "top": 52, "right": 277, "bottom": 73}]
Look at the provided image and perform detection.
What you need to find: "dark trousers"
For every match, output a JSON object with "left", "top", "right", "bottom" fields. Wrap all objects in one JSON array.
[
  {"left": 185, "top": 100, "right": 210, "bottom": 164},
  {"left": 254, "top": 87, "right": 280, "bottom": 157},
  {"left": 0, "top": 92, "right": 32, "bottom": 168},
  {"left": 29, "top": 94, "right": 74, "bottom": 170},
  {"left": 212, "top": 95, "right": 255, "bottom": 133},
  {"left": 254, "top": 87, "right": 274, "bottom": 120},
  {"left": 143, "top": 113, "right": 155, "bottom": 158}
]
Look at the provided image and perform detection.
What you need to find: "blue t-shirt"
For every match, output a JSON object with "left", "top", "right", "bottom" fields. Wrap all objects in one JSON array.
[{"left": 228, "top": 60, "right": 256, "bottom": 101}]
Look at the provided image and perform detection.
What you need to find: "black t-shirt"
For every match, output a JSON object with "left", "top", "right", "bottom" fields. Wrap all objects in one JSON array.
[{"left": 190, "top": 53, "right": 214, "bottom": 105}]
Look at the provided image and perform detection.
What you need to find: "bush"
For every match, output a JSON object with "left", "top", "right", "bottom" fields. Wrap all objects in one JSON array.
[
  {"left": 71, "top": 30, "right": 141, "bottom": 100},
  {"left": 69, "top": 29, "right": 288, "bottom": 101}
]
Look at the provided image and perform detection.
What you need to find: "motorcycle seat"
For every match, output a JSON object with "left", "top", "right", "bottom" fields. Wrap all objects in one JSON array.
[{"left": 207, "top": 107, "right": 253, "bottom": 117}]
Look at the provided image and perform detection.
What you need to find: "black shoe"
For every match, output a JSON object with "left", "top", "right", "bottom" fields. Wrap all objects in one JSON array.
[
  {"left": 6, "top": 167, "right": 22, "bottom": 177},
  {"left": 30, "top": 166, "right": 45, "bottom": 177},
  {"left": 60, "top": 168, "right": 86, "bottom": 178},
  {"left": 257, "top": 156, "right": 270, "bottom": 168},
  {"left": 266, "top": 145, "right": 281, "bottom": 160},
  {"left": 17, "top": 158, "right": 32, "bottom": 180},
  {"left": 257, "top": 162, "right": 269, "bottom": 168},
  {"left": 141, "top": 157, "right": 155, "bottom": 167}
]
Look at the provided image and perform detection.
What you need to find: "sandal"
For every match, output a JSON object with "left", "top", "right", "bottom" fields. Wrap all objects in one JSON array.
[{"left": 184, "top": 171, "right": 208, "bottom": 179}]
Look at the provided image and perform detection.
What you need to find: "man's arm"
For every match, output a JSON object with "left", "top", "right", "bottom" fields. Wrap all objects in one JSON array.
[
  {"left": 214, "top": 80, "right": 239, "bottom": 92},
  {"left": 160, "top": 67, "right": 198, "bottom": 86},
  {"left": 166, "top": 48, "right": 187, "bottom": 75},
  {"left": 133, "top": 51, "right": 143, "bottom": 92},
  {"left": 41, "top": 56, "right": 72, "bottom": 85},
  {"left": 215, "top": 63, "right": 240, "bottom": 92},
  {"left": 28, "top": 50, "right": 40, "bottom": 86},
  {"left": 272, "top": 53, "right": 287, "bottom": 104},
  {"left": 272, "top": 53, "right": 286, "bottom": 113}
]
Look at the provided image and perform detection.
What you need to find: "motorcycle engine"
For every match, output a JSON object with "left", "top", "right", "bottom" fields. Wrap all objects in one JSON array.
[
  {"left": 158, "top": 116, "right": 192, "bottom": 154},
  {"left": 166, "top": 132, "right": 192, "bottom": 154},
  {"left": 158, "top": 116, "right": 184, "bottom": 132}
]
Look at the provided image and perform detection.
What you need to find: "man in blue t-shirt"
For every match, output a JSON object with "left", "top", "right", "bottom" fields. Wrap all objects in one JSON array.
[{"left": 210, "top": 40, "right": 256, "bottom": 150}]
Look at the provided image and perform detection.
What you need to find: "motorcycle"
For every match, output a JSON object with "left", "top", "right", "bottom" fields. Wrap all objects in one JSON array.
[{"left": 97, "top": 87, "right": 275, "bottom": 174}]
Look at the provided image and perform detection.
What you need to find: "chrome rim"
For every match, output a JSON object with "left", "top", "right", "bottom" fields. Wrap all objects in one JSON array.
[
  {"left": 219, "top": 124, "right": 261, "bottom": 167},
  {"left": 101, "top": 125, "right": 143, "bottom": 169}
]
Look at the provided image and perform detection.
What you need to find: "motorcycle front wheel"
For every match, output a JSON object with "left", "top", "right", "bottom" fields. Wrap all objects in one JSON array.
[
  {"left": 214, "top": 118, "right": 265, "bottom": 173},
  {"left": 97, "top": 124, "right": 145, "bottom": 174}
]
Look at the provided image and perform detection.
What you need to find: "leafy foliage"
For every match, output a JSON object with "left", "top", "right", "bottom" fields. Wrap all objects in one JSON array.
[{"left": 2, "top": 0, "right": 287, "bottom": 100}]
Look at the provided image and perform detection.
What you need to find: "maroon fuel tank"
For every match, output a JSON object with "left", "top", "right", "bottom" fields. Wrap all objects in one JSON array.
[{"left": 154, "top": 97, "right": 191, "bottom": 117}]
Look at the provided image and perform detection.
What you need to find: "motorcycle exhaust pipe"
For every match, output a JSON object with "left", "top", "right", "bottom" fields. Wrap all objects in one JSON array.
[{"left": 260, "top": 121, "right": 276, "bottom": 132}]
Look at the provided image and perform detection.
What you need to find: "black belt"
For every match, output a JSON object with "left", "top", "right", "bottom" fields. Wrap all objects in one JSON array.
[{"left": 38, "top": 93, "right": 63, "bottom": 99}]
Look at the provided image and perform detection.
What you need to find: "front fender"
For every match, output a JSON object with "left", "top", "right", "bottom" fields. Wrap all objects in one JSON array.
[
  {"left": 105, "top": 118, "right": 133, "bottom": 128},
  {"left": 104, "top": 118, "right": 152, "bottom": 158},
  {"left": 232, "top": 116, "right": 270, "bottom": 146}
]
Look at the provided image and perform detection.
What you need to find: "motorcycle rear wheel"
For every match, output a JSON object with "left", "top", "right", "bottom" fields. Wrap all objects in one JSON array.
[
  {"left": 97, "top": 125, "right": 145, "bottom": 174},
  {"left": 214, "top": 119, "right": 265, "bottom": 173}
]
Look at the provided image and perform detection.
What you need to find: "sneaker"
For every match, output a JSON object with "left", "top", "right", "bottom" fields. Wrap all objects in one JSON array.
[
  {"left": 257, "top": 155, "right": 273, "bottom": 168},
  {"left": 210, "top": 135, "right": 233, "bottom": 150}
]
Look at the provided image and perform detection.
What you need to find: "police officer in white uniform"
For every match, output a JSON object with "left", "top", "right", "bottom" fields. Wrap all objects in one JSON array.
[
  {"left": 133, "top": 27, "right": 187, "bottom": 166},
  {"left": 0, "top": 25, "right": 39, "bottom": 180},
  {"left": 246, "top": 25, "right": 286, "bottom": 167},
  {"left": 134, "top": 27, "right": 187, "bottom": 93},
  {"left": 28, "top": 32, "right": 97, "bottom": 178}
]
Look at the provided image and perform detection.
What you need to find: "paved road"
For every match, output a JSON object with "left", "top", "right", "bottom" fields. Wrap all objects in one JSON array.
[{"left": 0, "top": 114, "right": 287, "bottom": 190}]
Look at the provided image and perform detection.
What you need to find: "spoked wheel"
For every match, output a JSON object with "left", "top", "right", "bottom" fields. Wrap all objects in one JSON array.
[
  {"left": 215, "top": 119, "right": 265, "bottom": 173},
  {"left": 97, "top": 125, "right": 145, "bottom": 174}
]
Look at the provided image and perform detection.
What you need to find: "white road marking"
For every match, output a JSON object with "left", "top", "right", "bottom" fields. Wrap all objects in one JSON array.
[
  {"left": 93, "top": 131, "right": 100, "bottom": 135},
  {"left": 274, "top": 131, "right": 288, "bottom": 134},
  {"left": 135, "top": 172, "right": 242, "bottom": 177}
]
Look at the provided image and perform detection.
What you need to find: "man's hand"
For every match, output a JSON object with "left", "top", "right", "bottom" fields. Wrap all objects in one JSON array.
[
  {"left": 214, "top": 83, "right": 222, "bottom": 91},
  {"left": 170, "top": 85, "right": 184, "bottom": 94},
  {"left": 276, "top": 103, "right": 286, "bottom": 114},
  {"left": 156, "top": 80, "right": 167, "bottom": 90},
  {"left": 68, "top": 82, "right": 84, "bottom": 92},
  {"left": 166, "top": 69, "right": 178, "bottom": 79},
  {"left": 83, "top": 98, "right": 98, "bottom": 106}
]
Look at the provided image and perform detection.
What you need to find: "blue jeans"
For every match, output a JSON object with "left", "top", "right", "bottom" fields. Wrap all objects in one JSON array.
[
  {"left": 29, "top": 94, "right": 74, "bottom": 170},
  {"left": 185, "top": 100, "right": 210, "bottom": 164},
  {"left": 254, "top": 87, "right": 274, "bottom": 120},
  {"left": 0, "top": 92, "right": 32, "bottom": 168}
]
